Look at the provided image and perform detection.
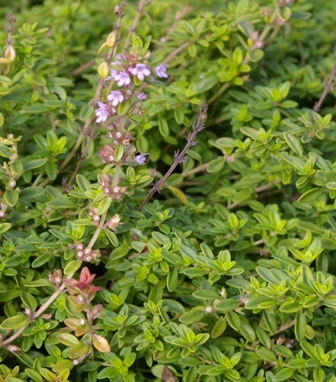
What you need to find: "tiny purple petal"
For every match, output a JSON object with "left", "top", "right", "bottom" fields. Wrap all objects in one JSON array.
[
  {"left": 155, "top": 64, "right": 168, "bottom": 79},
  {"left": 114, "top": 71, "right": 131, "bottom": 87},
  {"left": 109, "top": 68, "right": 118, "bottom": 78},
  {"left": 135, "top": 153, "right": 149, "bottom": 165},
  {"left": 137, "top": 92, "right": 147, "bottom": 100},
  {"left": 129, "top": 63, "right": 151, "bottom": 81},
  {"left": 95, "top": 102, "right": 110, "bottom": 123},
  {"left": 107, "top": 90, "right": 124, "bottom": 106}
]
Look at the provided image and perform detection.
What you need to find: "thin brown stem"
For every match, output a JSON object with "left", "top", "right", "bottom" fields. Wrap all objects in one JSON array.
[
  {"left": 162, "top": 41, "right": 192, "bottom": 65},
  {"left": 310, "top": 60, "right": 336, "bottom": 121},
  {"left": 124, "top": 0, "right": 150, "bottom": 49},
  {"left": 138, "top": 102, "right": 208, "bottom": 210},
  {"left": 181, "top": 162, "right": 208, "bottom": 177},
  {"left": 208, "top": 83, "right": 230, "bottom": 106},
  {"left": 87, "top": 212, "right": 107, "bottom": 249},
  {"left": 70, "top": 59, "right": 96, "bottom": 76},
  {"left": 62, "top": 120, "right": 100, "bottom": 191},
  {"left": 256, "top": 181, "right": 280, "bottom": 193},
  {"left": 227, "top": 181, "right": 280, "bottom": 210}
]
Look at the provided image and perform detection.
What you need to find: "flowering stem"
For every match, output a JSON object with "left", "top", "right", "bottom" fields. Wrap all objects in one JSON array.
[
  {"left": 2, "top": 204, "right": 108, "bottom": 346},
  {"left": 2, "top": 272, "right": 75, "bottom": 346},
  {"left": 85, "top": 305, "right": 94, "bottom": 350},
  {"left": 37, "top": 2, "right": 126, "bottom": 189},
  {"left": 112, "top": 164, "right": 121, "bottom": 189},
  {"left": 138, "top": 102, "right": 208, "bottom": 210},
  {"left": 87, "top": 211, "right": 107, "bottom": 249}
]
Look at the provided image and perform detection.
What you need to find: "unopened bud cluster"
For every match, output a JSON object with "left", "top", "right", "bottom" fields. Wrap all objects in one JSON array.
[
  {"left": 75, "top": 243, "right": 100, "bottom": 262},
  {"left": 100, "top": 173, "right": 128, "bottom": 201}
]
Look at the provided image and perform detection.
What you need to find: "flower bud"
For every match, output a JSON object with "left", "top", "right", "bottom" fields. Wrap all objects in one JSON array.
[
  {"left": 98, "top": 62, "right": 109, "bottom": 79},
  {"left": 106, "top": 32, "right": 116, "bottom": 47},
  {"left": 4, "top": 46, "right": 15, "bottom": 62}
]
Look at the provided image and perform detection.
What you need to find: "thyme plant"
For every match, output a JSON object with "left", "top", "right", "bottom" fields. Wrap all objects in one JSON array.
[{"left": 1, "top": 1, "right": 336, "bottom": 381}]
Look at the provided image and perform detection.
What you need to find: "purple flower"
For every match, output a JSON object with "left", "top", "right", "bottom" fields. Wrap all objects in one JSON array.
[
  {"left": 137, "top": 92, "right": 147, "bottom": 100},
  {"left": 129, "top": 64, "right": 151, "bottom": 81},
  {"left": 135, "top": 153, "right": 149, "bottom": 165},
  {"left": 107, "top": 90, "right": 124, "bottom": 106},
  {"left": 95, "top": 102, "right": 110, "bottom": 123},
  {"left": 155, "top": 64, "right": 168, "bottom": 79},
  {"left": 114, "top": 71, "right": 131, "bottom": 87},
  {"left": 109, "top": 62, "right": 122, "bottom": 78}
]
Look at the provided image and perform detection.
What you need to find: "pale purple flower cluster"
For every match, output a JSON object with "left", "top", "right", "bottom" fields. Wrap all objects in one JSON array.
[
  {"left": 114, "top": 71, "right": 131, "bottom": 87},
  {"left": 108, "top": 59, "right": 168, "bottom": 89},
  {"left": 107, "top": 90, "right": 124, "bottom": 106},
  {"left": 155, "top": 64, "right": 168, "bottom": 79},
  {"left": 137, "top": 92, "right": 147, "bottom": 100},
  {"left": 95, "top": 102, "right": 111, "bottom": 123},
  {"left": 129, "top": 63, "right": 151, "bottom": 81},
  {"left": 135, "top": 153, "right": 149, "bottom": 165},
  {"left": 95, "top": 53, "right": 168, "bottom": 128}
]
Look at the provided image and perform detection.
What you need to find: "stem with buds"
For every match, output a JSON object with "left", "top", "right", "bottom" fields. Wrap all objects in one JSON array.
[{"left": 138, "top": 102, "right": 208, "bottom": 210}]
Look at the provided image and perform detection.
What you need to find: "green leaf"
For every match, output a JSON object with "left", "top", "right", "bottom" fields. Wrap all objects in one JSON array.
[
  {"left": 284, "top": 132, "right": 303, "bottom": 157},
  {"left": 247, "top": 49, "right": 264, "bottom": 62},
  {"left": 256, "top": 348, "right": 277, "bottom": 363},
  {"left": 294, "top": 310, "right": 306, "bottom": 341},
  {"left": 211, "top": 319, "right": 227, "bottom": 338},
  {"left": 47, "top": 77, "right": 73, "bottom": 86},
  {"left": 64, "top": 260, "right": 82, "bottom": 275},
  {"left": 105, "top": 229, "right": 119, "bottom": 246},
  {"left": 80, "top": 105, "right": 94, "bottom": 121},
  {"left": 1, "top": 315, "right": 28, "bottom": 330},
  {"left": 291, "top": 11, "right": 311, "bottom": 20},
  {"left": 44, "top": 100, "right": 66, "bottom": 108},
  {"left": 275, "top": 368, "right": 294, "bottom": 381},
  {"left": 3, "top": 190, "right": 19, "bottom": 207},
  {"left": 193, "top": 75, "right": 218, "bottom": 94},
  {"left": 215, "top": 299, "right": 240, "bottom": 312},
  {"left": 48, "top": 197, "right": 76, "bottom": 209},
  {"left": 207, "top": 157, "right": 224, "bottom": 173},
  {"left": 57, "top": 333, "right": 79, "bottom": 346},
  {"left": 97, "top": 197, "right": 112, "bottom": 215},
  {"left": 326, "top": 182, "right": 336, "bottom": 190},
  {"left": 21, "top": 291, "right": 38, "bottom": 312},
  {"left": 32, "top": 253, "right": 53, "bottom": 268},
  {"left": 68, "top": 343, "right": 91, "bottom": 359},
  {"left": 280, "top": 301, "right": 302, "bottom": 313},
  {"left": 226, "top": 311, "right": 240, "bottom": 330},
  {"left": 298, "top": 188, "right": 322, "bottom": 203},
  {"left": 0, "top": 222, "right": 11, "bottom": 234},
  {"left": 158, "top": 118, "right": 169, "bottom": 138},
  {"left": 76, "top": 174, "right": 91, "bottom": 192},
  {"left": 273, "top": 345, "right": 292, "bottom": 358},
  {"left": 25, "top": 368, "right": 43, "bottom": 382},
  {"left": 179, "top": 310, "right": 204, "bottom": 325},
  {"left": 256, "top": 328, "right": 271, "bottom": 349},
  {"left": 192, "top": 289, "right": 219, "bottom": 300},
  {"left": 23, "top": 158, "right": 48, "bottom": 171},
  {"left": 287, "top": 358, "right": 307, "bottom": 368},
  {"left": 46, "top": 162, "right": 58, "bottom": 180}
]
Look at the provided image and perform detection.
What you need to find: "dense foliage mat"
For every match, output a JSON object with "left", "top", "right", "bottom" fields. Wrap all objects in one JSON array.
[{"left": 1, "top": 0, "right": 336, "bottom": 381}]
